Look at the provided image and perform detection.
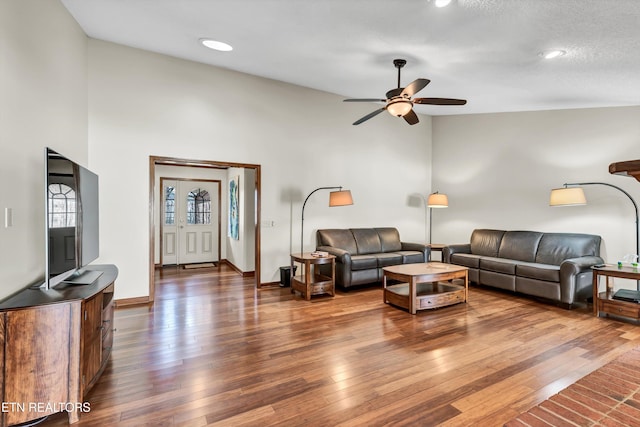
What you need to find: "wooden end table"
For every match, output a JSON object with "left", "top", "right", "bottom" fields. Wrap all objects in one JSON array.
[
  {"left": 383, "top": 262, "right": 468, "bottom": 314},
  {"left": 290, "top": 253, "right": 336, "bottom": 300},
  {"left": 592, "top": 264, "right": 640, "bottom": 320}
]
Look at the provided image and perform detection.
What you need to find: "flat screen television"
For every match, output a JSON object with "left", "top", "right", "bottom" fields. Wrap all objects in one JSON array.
[{"left": 44, "top": 147, "right": 101, "bottom": 289}]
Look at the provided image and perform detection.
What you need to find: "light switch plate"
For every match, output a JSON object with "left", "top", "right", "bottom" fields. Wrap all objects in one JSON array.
[{"left": 5, "top": 207, "right": 12, "bottom": 228}]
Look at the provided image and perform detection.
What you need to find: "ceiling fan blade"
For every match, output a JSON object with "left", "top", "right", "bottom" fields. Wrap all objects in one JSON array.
[
  {"left": 401, "top": 79, "right": 430, "bottom": 97},
  {"left": 352, "top": 107, "right": 386, "bottom": 125},
  {"left": 403, "top": 109, "right": 419, "bottom": 125},
  {"left": 413, "top": 97, "right": 467, "bottom": 106},
  {"left": 344, "top": 98, "right": 386, "bottom": 103}
]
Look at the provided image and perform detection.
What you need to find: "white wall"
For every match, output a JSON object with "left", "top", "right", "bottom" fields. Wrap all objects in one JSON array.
[
  {"left": 0, "top": 0, "right": 87, "bottom": 299},
  {"left": 225, "top": 167, "right": 256, "bottom": 273},
  {"left": 88, "top": 40, "right": 432, "bottom": 300},
  {"left": 432, "top": 107, "right": 640, "bottom": 287}
]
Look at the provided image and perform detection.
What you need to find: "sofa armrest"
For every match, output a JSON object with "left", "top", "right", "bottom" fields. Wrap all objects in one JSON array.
[
  {"left": 316, "top": 245, "right": 353, "bottom": 288},
  {"left": 559, "top": 256, "right": 605, "bottom": 304},
  {"left": 316, "top": 245, "right": 351, "bottom": 266},
  {"left": 561, "top": 256, "right": 605, "bottom": 272},
  {"left": 401, "top": 242, "right": 430, "bottom": 262},
  {"left": 443, "top": 244, "right": 471, "bottom": 263}
]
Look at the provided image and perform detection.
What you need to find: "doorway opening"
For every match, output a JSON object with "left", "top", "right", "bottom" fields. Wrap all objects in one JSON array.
[
  {"left": 149, "top": 155, "right": 261, "bottom": 302},
  {"left": 159, "top": 177, "right": 221, "bottom": 267}
]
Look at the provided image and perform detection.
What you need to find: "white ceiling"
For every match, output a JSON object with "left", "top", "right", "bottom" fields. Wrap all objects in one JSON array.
[{"left": 61, "top": 0, "right": 640, "bottom": 116}]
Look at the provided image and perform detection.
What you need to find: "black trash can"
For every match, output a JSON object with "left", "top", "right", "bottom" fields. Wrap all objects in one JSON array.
[{"left": 279, "top": 265, "right": 297, "bottom": 287}]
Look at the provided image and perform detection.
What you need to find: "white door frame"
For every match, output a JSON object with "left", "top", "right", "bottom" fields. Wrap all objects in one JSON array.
[{"left": 149, "top": 155, "right": 261, "bottom": 302}]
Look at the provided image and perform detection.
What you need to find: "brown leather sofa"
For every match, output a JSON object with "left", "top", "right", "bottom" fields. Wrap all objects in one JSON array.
[
  {"left": 443, "top": 229, "right": 603, "bottom": 308},
  {"left": 316, "top": 228, "right": 429, "bottom": 289}
]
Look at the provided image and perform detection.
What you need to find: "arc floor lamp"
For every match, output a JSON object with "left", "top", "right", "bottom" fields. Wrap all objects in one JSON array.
[
  {"left": 300, "top": 187, "right": 353, "bottom": 255},
  {"left": 550, "top": 181, "right": 639, "bottom": 290}
]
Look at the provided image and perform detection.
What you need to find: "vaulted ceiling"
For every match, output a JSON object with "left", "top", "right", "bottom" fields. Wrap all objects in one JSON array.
[{"left": 61, "top": 0, "right": 640, "bottom": 116}]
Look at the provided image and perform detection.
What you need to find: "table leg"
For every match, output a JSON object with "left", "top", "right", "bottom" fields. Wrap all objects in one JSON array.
[
  {"left": 383, "top": 274, "right": 387, "bottom": 304},
  {"left": 592, "top": 271, "right": 598, "bottom": 316},
  {"left": 330, "top": 258, "right": 335, "bottom": 297},
  {"left": 410, "top": 276, "right": 417, "bottom": 315},
  {"left": 304, "top": 260, "right": 311, "bottom": 301},
  {"left": 464, "top": 270, "right": 469, "bottom": 303}
]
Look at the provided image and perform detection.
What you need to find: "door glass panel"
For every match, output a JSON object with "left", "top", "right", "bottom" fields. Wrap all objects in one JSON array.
[
  {"left": 186, "top": 188, "right": 211, "bottom": 225},
  {"left": 164, "top": 186, "right": 175, "bottom": 225}
]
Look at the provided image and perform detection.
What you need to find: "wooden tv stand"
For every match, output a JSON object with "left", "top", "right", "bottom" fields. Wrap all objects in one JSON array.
[{"left": 0, "top": 264, "right": 117, "bottom": 426}]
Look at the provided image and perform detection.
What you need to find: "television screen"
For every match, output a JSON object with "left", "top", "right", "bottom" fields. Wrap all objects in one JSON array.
[{"left": 45, "top": 148, "right": 101, "bottom": 288}]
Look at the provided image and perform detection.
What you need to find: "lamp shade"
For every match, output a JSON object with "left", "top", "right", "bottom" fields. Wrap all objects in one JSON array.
[
  {"left": 329, "top": 190, "right": 353, "bottom": 207},
  {"left": 549, "top": 187, "right": 587, "bottom": 206},
  {"left": 427, "top": 192, "right": 449, "bottom": 208}
]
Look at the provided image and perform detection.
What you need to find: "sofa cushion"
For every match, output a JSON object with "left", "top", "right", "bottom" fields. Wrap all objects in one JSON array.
[
  {"left": 395, "top": 250, "right": 424, "bottom": 264},
  {"left": 317, "top": 229, "right": 357, "bottom": 254},
  {"left": 450, "top": 253, "right": 482, "bottom": 269},
  {"left": 516, "top": 277, "right": 561, "bottom": 301},
  {"left": 498, "top": 231, "right": 543, "bottom": 262},
  {"left": 480, "top": 270, "right": 516, "bottom": 291},
  {"left": 350, "top": 255, "right": 378, "bottom": 271},
  {"left": 480, "top": 257, "right": 520, "bottom": 275},
  {"left": 516, "top": 262, "right": 560, "bottom": 282},
  {"left": 351, "top": 228, "right": 382, "bottom": 255},
  {"left": 375, "top": 227, "right": 402, "bottom": 252},
  {"left": 535, "top": 233, "right": 601, "bottom": 265},
  {"left": 375, "top": 252, "right": 403, "bottom": 267},
  {"left": 470, "top": 229, "right": 505, "bottom": 257}
]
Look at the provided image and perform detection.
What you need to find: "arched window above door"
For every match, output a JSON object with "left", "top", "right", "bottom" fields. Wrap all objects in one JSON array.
[{"left": 187, "top": 188, "right": 211, "bottom": 225}]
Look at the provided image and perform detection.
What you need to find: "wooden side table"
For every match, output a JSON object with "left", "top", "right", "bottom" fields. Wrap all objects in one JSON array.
[
  {"left": 290, "top": 253, "right": 336, "bottom": 300},
  {"left": 592, "top": 265, "right": 640, "bottom": 320}
]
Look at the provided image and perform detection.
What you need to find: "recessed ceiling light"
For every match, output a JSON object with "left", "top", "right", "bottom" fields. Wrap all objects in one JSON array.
[
  {"left": 434, "top": 0, "right": 452, "bottom": 6},
  {"left": 540, "top": 49, "right": 566, "bottom": 59},
  {"left": 200, "top": 38, "right": 233, "bottom": 52}
]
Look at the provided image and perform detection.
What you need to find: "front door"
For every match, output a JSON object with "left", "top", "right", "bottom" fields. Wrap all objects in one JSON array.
[{"left": 161, "top": 179, "right": 220, "bottom": 265}]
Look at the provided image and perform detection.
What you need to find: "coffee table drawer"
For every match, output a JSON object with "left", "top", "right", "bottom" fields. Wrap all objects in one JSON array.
[{"left": 418, "top": 288, "right": 465, "bottom": 309}]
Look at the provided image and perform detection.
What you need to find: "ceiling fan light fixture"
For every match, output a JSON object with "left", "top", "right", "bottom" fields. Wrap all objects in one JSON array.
[
  {"left": 387, "top": 99, "right": 413, "bottom": 117},
  {"left": 200, "top": 38, "right": 233, "bottom": 52}
]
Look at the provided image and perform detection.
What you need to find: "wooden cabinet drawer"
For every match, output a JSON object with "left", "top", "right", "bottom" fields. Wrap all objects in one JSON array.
[{"left": 599, "top": 300, "right": 640, "bottom": 319}]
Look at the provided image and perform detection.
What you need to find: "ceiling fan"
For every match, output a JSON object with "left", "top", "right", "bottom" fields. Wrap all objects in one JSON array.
[{"left": 344, "top": 59, "right": 467, "bottom": 126}]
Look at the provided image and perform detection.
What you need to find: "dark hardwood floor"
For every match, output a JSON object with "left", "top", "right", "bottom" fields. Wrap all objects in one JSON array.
[{"left": 42, "top": 264, "right": 640, "bottom": 426}]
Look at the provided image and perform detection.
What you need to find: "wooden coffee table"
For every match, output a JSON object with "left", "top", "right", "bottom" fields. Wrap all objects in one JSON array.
[{"left": 383, "top": 262, "right": 468, "bottom": 314}]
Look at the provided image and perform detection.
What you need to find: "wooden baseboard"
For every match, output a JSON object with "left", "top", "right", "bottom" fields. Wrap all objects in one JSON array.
[
  {"left": 115, "top": 296, "right": 151, "bottom": 307},
  {"left": 222, "top": 259, "right": 255, "bottom": 277}
]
